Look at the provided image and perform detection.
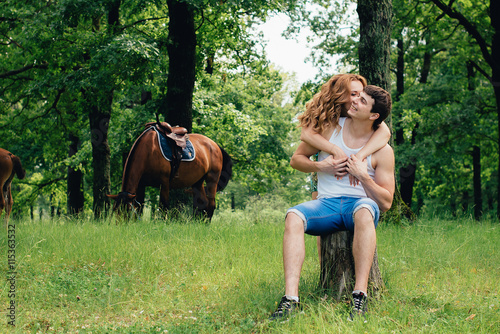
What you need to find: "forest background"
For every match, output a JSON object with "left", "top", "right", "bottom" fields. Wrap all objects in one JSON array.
[{"left": 1, "top": 0, "right": 498, "bottom": 222}]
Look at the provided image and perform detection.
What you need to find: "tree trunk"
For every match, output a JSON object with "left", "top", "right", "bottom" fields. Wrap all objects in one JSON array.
[
  {"left": 395, "top": 38, "right": 404, "bottom": 102},
  {"left": 318, "top": 0, "right": 393, "bottom": 299},
  {"left": 320, "top": 232, "right": 385, "bottom": 300},
  {"left": 88, "top": 96, "right": 112, "bottom": 219},
  {"left": 163, "top": 0, "right": 196, "bottom": 132},
  {"left": 50, "top": 193, "right": 56, "bottom": 218},
  {"left": 394, "top": 35, "right": 416, "bottom": 210},
  {"left": 85, "top": 0, "right": 119, "bottom": 219},
  {"left": 468, "top": 63, "right": 482, "bottom": 220},
  {"left": 399, "top": 163, "right": 416, "bottom": 206},
  {"left": 67, "top": 133, "right": 84, "bottom": 215},
  {"left": 394, "top": 36, "right": 404, "bottom": 147},
  {"left": 357, "top": 0, "right": 392, "bottom": 91},
  {"left": 397, "top": 47, "right": 430, "bottom": 210},
  {"left": 491, "top": 0, "right": 500, "bottom": 220},
  {"left": 420, "top": 49, "right": 432, "bottom": 84},
  {"left": 399, "top": 50, "right": 430, "bottom": 209},
  {"left": 158, "top": 0, "right": 197, "bottom": 213}
]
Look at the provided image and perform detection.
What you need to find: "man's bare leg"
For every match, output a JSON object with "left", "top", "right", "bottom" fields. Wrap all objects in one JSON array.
[
  {"left": 352, "top": 208, "right": 376, "bottom": 293},
  {"left": 283, "top": 212, "right": 305, "bottom": 297}
]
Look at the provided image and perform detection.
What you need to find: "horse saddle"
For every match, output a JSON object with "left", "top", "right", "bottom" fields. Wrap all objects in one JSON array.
[
  {"left": 145, "top": 121, "right": 188, "bottom": 149},
  {"left": 146, "top": 122, "right": 195, "bottom": 162}
]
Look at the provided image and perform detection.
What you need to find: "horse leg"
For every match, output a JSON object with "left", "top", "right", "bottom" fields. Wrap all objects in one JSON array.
[
  {"left": 191, "top": 178, "right": 209, "bottom": 219},
  {"left": 204, "top": 171, "right": 219, "bottom": 220},
  {"left": 5, "top": 184, "right": 12, "bottom": 225},
  {"left": 136, "top": 184, "right": 146, "bottom": 216},
  {"left": 0, "top": 187, "right": 5, "bottom": 228},
  {"left": 159, "top": 183, "right": 170, "bottom": 218}
]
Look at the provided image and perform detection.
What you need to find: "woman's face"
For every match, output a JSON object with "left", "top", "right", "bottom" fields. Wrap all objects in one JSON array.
[{"left": 349, "top": 80, "right": 364, "bottom": 106}]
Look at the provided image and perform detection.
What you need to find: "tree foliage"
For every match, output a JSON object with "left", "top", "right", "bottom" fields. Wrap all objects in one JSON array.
[
  {"left": 289, "top": 0, "right": 497, "bottom": 219},
  {"left": 192, "top": 61, "right": 310, "bottom": 206},
  {"left": 0, "top": 0, "right": 497, "bottom": 220},
  {"left": 0, "top": 0, "right": 307, "bottom": 218}
]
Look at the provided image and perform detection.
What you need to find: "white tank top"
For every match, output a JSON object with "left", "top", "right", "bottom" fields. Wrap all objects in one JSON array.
[{"left": 317, "top": 117, "right": 375, "bottom": 199}]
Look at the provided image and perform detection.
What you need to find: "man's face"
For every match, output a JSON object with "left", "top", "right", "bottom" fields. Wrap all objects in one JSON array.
[{"left": 348, "top": 91, "right": 376, "bottom": 120}]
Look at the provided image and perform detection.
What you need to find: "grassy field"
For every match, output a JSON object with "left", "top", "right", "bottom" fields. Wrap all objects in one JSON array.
[{"left": 1, "top": 205, "right": 499, "bottom": 333}]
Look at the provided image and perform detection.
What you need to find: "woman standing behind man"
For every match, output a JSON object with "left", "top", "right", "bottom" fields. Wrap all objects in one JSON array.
[{"left": 297, "top": 74, "right": 391, "bottom": 260}]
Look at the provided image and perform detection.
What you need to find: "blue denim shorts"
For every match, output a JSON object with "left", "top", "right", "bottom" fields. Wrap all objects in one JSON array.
[{"left": 286, "top": 197, "right": 380, "bottom": 235}]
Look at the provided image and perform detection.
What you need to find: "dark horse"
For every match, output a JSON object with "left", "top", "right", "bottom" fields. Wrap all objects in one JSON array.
[
  {"left": 108, "top": 124, "right": 232, "bottom": 219},
  {"left": 0, "top": 148, "right": 26, "bottom": 226}
]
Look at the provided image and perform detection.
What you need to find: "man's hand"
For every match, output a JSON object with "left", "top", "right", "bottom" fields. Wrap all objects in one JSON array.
[
  {"left": 346, "top": 154, "right": 369, "bottom": 183},
  {"left": 318, "top": 155, "right": 348, "bottom": 178},
  {"left": 349, "top": 154, "right": 363, "bottom": 186}
]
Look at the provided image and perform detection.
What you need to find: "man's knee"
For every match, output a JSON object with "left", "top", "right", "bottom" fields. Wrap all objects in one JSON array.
[
  {"left": 354, "top": 208, "right": 375, "bottom": 228},
  {"left": 285, "top": 212, "right": 305, "bottom": 233}
]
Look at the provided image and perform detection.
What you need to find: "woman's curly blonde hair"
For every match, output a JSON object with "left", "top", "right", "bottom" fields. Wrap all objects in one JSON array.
[{"left": 298, "top": 74, "right": 367, "bottom": 133}]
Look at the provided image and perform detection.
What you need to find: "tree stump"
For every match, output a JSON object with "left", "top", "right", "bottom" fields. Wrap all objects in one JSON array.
[{"left": 319, "top": 231, "right": 385, "bottom": 301}]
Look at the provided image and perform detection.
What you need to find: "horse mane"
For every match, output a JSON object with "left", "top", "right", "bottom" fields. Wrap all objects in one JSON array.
[
  {"left": 217, "top": 146, "right": 232, "bottom": 192},
  {"left": 122, "top": 127, "right": 153, "bottom": 189},
  {"left": 10, "top": 154, "right": 25, "bottom": 179}
]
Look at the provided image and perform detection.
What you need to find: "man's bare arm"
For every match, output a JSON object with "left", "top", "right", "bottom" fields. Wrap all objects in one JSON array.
[
  {"left": 290, "top": 141, "right": 320, "bottom": 173},
  {"left": 346, "top": 145, "right": 395, "bottom": 212}
]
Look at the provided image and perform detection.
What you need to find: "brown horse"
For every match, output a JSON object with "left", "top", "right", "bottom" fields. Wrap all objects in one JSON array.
[
  {"left": 108, "top": 125, "right": 232, "bottom": 219},
  {"left": 0, "top": 148, "right": 26, "bottom": 226}
]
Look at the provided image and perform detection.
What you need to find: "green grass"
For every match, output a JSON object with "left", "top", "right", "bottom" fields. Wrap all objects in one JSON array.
[{"left": 1, "top": 207, "right": 499, "bottom": 333}]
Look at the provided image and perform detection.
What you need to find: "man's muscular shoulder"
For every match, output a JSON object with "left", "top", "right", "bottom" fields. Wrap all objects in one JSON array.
[{"left": 371, "top": 144, "right": 394, "bottom": 170}]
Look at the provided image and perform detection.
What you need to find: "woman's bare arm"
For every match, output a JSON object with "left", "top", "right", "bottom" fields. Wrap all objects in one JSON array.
[
  {"left": 300, "top": 125, "right": 347, "bottom": 159},
  {"left": 356, "top": 121, "right": 391, "bottom": 161}
]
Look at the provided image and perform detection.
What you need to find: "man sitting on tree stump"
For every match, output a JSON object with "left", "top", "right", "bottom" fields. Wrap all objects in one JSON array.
[{"left": 270, "top": 85, "right": 395, "bottom": 321}]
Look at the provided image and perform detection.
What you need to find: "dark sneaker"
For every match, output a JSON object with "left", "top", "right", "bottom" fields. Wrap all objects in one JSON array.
[
  {"left": 348, "top": 290, "right": 368, "bottom": 322},
  {"left": 269, "top": 296, "right": 300, "bottom": 321}
]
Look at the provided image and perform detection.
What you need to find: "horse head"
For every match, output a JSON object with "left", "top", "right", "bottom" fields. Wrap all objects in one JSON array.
[{"left": 107, "top": 192, "right": 140, "bottom": 217}]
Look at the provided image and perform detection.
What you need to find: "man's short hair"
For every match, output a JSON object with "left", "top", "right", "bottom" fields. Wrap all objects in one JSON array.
[{"left": 364, "top": 85, "right": 392, "bottom": 130}]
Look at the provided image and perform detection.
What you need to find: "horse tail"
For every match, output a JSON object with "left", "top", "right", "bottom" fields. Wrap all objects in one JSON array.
[
  {"left": 217, "top": 146, "right": 233, "bottom": 192},
  {"left": 11, "top": 155, "right": 26, "bottom": 180}
]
